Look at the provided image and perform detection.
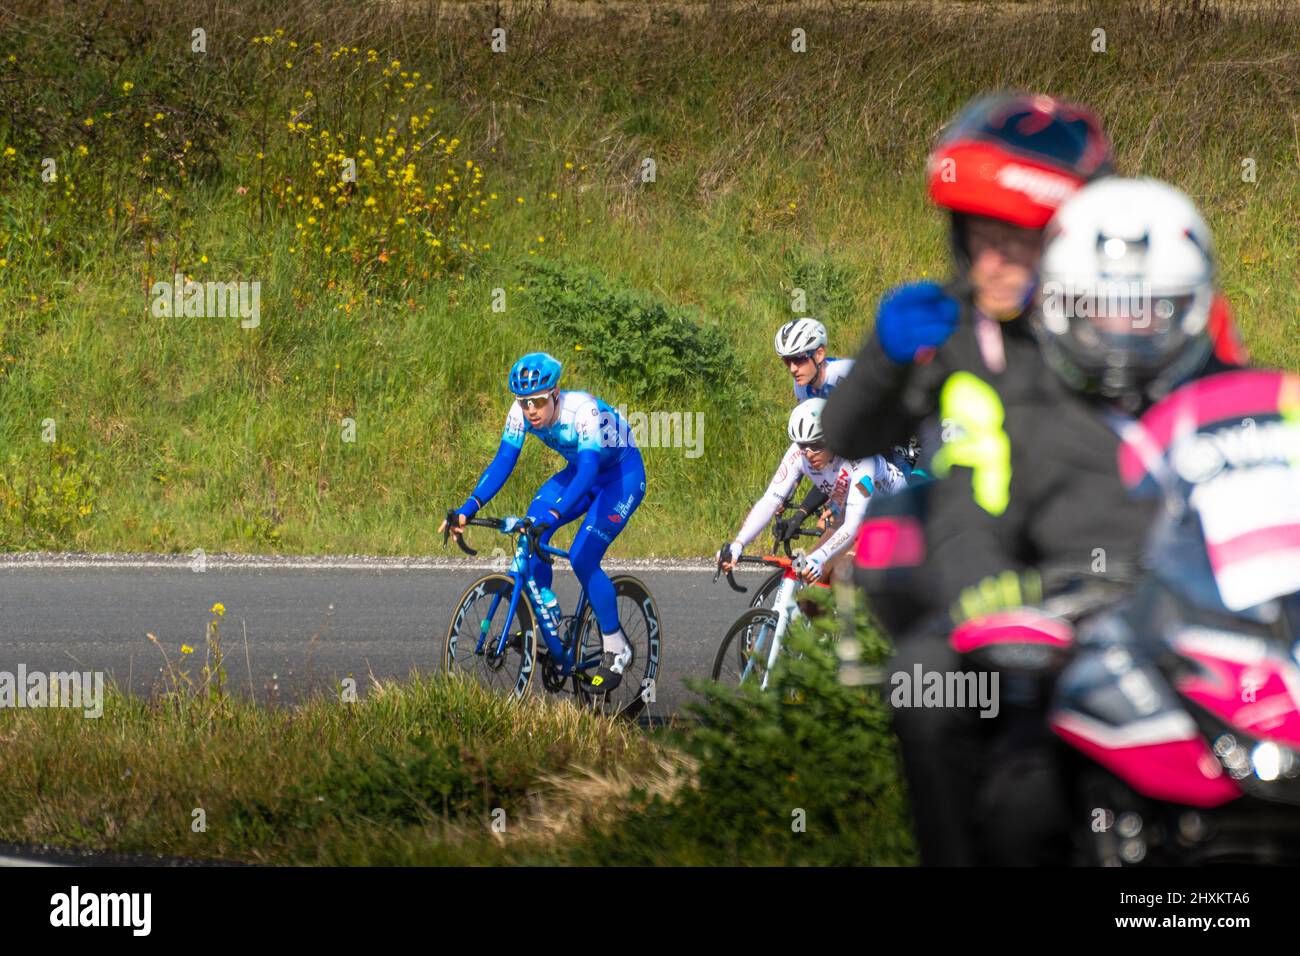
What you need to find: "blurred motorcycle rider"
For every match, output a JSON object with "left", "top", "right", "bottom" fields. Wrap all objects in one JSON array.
[
  {"left": 824, "top": 91, "right": 1115, "bottom": 641},
  {"left": 859, "top": 177, "right": 1250, "bottom": 865}
]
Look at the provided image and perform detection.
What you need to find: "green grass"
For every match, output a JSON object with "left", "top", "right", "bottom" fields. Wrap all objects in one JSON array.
[
  {"left": 0, "top": 0, "right": 1296, "bottom": 557},
  {"left": 0, "top": 610, "right": 915, "bottom": 865},
  {"left": 0, "top": 666, "right": 669, "bottom": 864}
]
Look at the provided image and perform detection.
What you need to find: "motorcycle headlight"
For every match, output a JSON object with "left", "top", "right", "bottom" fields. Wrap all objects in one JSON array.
[
  {"left": 1199, "top": 723, "right": 1300, "bottom": 805},
  {"left": 1251, "top": 740, "right": 1299, "bottom": 783}
]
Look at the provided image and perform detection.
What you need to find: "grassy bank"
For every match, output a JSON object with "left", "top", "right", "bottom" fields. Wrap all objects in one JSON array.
[
  {"left": 0, "top": 612, "right": 914, "bottom": 865},
  {"left": 0, "top": 0, "right": 1296, "bottom": 556}
]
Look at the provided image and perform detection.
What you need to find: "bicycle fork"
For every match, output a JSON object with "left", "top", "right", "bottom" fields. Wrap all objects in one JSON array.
[
  {"left": 746, "top": 574, "right": 802, "bottom": 691},
  {"left": 474, "top": 545, "right": 555, "bottom": 661}
]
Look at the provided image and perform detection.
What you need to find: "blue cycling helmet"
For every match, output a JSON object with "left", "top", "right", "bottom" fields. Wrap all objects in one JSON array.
[{"left": 508, "top": 352, "right": 562, "bottom": 396}]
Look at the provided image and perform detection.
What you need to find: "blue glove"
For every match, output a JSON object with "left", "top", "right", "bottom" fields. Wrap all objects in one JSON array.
[{"left": 875, "top": 281, "right": 960, "bottom": 364}]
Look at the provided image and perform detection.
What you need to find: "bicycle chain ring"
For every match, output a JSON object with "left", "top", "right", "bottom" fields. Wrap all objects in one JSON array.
[{"left": 539, "top": 616, "right": 582, "bottom": 693}]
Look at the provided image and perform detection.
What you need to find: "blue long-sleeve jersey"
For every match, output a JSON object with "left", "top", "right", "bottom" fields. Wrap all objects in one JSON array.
[{"left": 459, "top": 391, "right": 636, "bottom": 519}]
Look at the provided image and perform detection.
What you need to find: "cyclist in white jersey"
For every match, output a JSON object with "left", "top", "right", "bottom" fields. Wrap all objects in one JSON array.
[
  {"left": 772, "top": 320, "right": 915, "bottom": 544},
  {"left": 775, "top": 318, "right": 854, "bottom": 401},
  {"left": 720, "top": 399, "right": 907, "bottom": 583}
]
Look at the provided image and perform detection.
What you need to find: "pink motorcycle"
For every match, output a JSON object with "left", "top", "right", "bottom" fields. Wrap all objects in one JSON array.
[{"left": 953, "top": 370, "right": 1300, "bottom": 864}]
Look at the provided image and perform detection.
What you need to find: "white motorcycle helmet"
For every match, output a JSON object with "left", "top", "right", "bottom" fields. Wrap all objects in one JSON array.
[
  {"left": 774, "top": 318, "right": 827, "bottom": 358},
  {"left": 1034, "top": 176, "right": 1216, "bottom": 409},
  {"left": 788, "top": 398, "right": 827, "bottom": 444}
]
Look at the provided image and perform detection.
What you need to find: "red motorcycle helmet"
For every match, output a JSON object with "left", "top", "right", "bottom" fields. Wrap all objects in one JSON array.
[{"left": 927, "top": 92, "right": 1113, "bottom": 270}]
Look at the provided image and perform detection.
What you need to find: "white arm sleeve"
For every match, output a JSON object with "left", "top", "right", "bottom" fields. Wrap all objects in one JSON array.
[
  {"left": 733, "top": 444, "right": 803, "bottom": 550},
  {"left": 809, "top": 456, "right": 890, "bottom": 565}
]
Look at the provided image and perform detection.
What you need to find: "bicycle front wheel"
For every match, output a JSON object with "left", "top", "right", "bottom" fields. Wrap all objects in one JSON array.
[
  {"left": 747, "top": 569, "right": 785, "bottom": 610},
  {"left": 711, "top": 608, "right": 779, "bottom": 688},
  {"left": 443, "top": 573, "right": 536, "bottom": 700}
]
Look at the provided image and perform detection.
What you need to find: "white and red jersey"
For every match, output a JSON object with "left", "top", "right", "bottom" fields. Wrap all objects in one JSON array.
[{"left": 732, "top": 443, "right": 906, "bottom": 563}]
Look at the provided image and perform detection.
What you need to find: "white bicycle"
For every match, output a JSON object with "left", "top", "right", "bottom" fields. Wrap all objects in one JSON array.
[{"left": 711, "top": 540, "right": 829, "bottom": 690}]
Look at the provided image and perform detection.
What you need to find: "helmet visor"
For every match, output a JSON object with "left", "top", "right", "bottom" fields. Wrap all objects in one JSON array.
[{"left": 1041, "top": 281, "right": 1198, "bottom": 376}]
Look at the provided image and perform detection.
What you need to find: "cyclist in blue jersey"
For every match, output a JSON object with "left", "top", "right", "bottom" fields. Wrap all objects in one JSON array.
[{"left": 439, "top": 352, "right": 646, "bottom": 691}]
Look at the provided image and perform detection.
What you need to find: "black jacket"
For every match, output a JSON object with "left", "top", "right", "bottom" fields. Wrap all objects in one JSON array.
[
  {"left": 823, "top": 298, "right": 1052, "bottom": 469},
  {"left": 854, "top": 355, "right": 1242, "bottom": 636}
]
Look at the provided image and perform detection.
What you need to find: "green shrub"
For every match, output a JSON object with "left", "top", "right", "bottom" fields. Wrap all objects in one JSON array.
[
  {"left": 574, "top": 602, "right": 916, "bottom": 865},
  {"left": 0, "top": 442, "right": 101, "bottom": 548},
  {"left": 522, "top": 259, "right": 746, "bottom": 405}
]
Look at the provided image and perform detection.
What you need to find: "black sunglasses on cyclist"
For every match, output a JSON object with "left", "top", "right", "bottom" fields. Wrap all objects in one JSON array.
[
  {"left": 784, "top": 351, "right": 817, "bottom": 366},
  {"left": 797, "top": 441, "right": 826, "bottom": 452},
  {"left": 517, "top": 391, "right": 554, "bottom": 411}
]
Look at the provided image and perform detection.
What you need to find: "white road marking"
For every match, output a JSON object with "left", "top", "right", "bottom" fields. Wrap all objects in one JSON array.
[{"left": 0, "top": 553, "right": 716, "bottom": 573}]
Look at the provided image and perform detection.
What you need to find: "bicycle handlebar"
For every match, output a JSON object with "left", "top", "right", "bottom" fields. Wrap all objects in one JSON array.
[
  {"left": 715, "top": 545, "right": 813, "bottom": 593},
  {"left": 713, "top": 543, "right": 748, "bottom": 594},
  {"left": 442, "top": 512, "right": 555, "bottom": 564},
  {"left": 714, "top": 514, "right": 821, "bottom": 592},
  {"left": 781, "top": 528, "right": 820, "bottom": 558},
  {"left": 443, "top": 510, "right": 480, "bottom": 555}
]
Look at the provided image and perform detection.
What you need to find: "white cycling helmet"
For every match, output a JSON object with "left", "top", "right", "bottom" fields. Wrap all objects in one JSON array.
[
  {"left": 774, "top": 318, "right": 827, "bottom": 358},
  {"left": 1034, "top": 176, "right": 1216, "bottom": 408},
  {"left": 788, "top": 398, "right": 827, "bottom": 444}
]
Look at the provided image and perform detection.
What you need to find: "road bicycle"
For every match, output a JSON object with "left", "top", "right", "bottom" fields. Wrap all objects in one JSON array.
[
  {"left": 711, "top": 533, "right": 829, "bottom": 690},
  {"left": 442, "top": 513, "right": 662, "bottom": 719}
]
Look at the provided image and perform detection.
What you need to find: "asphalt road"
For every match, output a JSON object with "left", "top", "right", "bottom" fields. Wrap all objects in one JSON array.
[{"left": 0, "top": 554, "right": 769, "bottom": 718}]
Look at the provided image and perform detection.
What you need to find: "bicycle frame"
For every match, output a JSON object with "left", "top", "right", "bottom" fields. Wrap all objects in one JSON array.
[
  {"left": 473, "top": 523, "right": 601, "bottom": 679},
  {"left": 715, "top": 524, "right": 824, "bottom": 690},
  {"left": 742, "top": 566, "right": 806, "bottom": 690}
]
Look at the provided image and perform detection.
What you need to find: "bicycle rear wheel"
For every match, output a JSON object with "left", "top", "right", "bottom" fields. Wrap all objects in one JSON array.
[
  {"left": 711, "top": 608, "right": 779, "bottom": 688},
  {"left": 574, "top": 575, "right": 662, "bottom": 720},
  {"left": 443, "top": 573, "right": 536, "bottom": 700}
]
